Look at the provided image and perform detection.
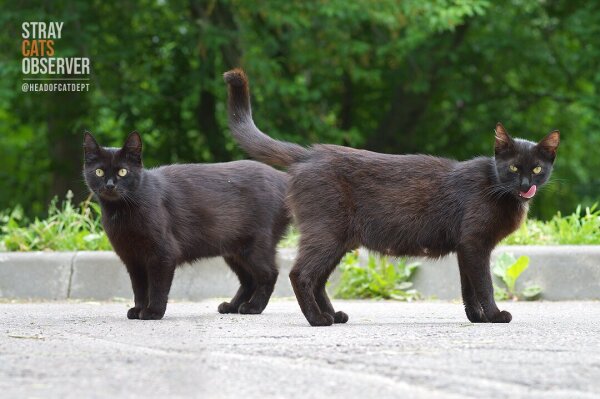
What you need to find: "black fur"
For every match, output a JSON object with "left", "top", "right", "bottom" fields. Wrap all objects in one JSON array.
[
  {"left": 224, "top": 68, "right": 560, "bottom": 326},
  {"left": 83, "top": 131, "right": 290, "bottom": 320}
]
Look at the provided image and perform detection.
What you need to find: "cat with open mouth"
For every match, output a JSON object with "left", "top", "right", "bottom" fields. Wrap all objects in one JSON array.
[{"left": 224, "top": 68, "right": 559, "bottom": 326}]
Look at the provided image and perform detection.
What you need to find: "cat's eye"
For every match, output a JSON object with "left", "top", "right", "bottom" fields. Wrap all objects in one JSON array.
[
  {"left": 509, "top": 165, "right": 518, "bottom": 173},
  {"left": 118, "top": 168, "right": 128, "bottom": 177},
  {"left": 533, "top": 166, "right": 542, "bottom": 174},
  {"left": 95, "top": 169, "right": 104, "bottom": 177}
]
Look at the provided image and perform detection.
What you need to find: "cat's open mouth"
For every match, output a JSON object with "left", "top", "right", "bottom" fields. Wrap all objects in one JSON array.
[{"left": 519, "top": 185, "right": 537, "bottom": 199}]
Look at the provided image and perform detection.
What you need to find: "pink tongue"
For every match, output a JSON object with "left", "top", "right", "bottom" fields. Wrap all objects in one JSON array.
[{"left": 520, "top": 185, "right": 537, "bottom": 199}]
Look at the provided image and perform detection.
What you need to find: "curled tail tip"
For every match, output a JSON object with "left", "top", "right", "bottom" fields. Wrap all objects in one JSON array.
[{"left": 224, "top": 68, "right": 248, "bottom": 88}]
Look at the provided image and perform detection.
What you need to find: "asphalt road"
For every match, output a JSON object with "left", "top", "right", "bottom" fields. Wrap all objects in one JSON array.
[{"left": 1, "top": 300, "right": 599, "bottom": 399}]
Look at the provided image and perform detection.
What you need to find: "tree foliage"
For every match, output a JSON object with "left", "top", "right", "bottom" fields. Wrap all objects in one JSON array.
[{"left": 0, "top": 0, "right": 598, "bottom": 218}]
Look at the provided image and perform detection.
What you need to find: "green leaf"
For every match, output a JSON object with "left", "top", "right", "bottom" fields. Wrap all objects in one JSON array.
[
  {"left": 493, "top": 252, "right": 516, "bottom": 279},
  {"left": 504, "top": 256, "right": 530, "bottom": 293},
  {"left": 522, "top": 285, "right": 542, "bottom": 300}
]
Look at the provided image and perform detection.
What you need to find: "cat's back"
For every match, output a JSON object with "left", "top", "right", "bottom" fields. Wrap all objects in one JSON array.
[
  {"left": 296, "top": 144, "right": 457, "bottom": 187},
  {"left": 135, "top": 160, "right": 289, "bottom": 259},
  {"left": 149, "top": 159, "right": 285, "bottom": 179},
  {"left": 288, "top": 143, "right": 459, "bottom": 223},
  {"left": 145, "top": 160, "right": 287, "bottom": 218},
  {"left": 148, "top": 160, "right": 286, "bottom": 192}
]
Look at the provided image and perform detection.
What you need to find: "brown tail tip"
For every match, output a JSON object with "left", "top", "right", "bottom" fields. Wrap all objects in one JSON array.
[{"left": 223, "top": 68, "right": 248, "bottom": 87}]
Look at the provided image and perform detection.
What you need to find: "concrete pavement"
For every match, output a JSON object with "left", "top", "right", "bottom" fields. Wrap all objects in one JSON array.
[{"left": 1, "top": 300, "right": 599, "bottom": 398}]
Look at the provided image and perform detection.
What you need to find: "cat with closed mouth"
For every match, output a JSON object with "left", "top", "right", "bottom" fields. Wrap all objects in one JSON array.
[
  {"left": 83, "top": 131, "right": 290, "bottom": 320},
  {"left": 224, "top": 68, "right": 559, "bottom": 326}
]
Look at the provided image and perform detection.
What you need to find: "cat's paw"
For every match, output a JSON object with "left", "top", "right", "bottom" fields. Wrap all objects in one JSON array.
[
  {"left": 218, "top": 302, "right": 238, "bottom": 314},
  {"left": 139, "top": 308, "right": 165, "bottom": 320},
  {"left": 489, "top": 310, "right": 512, "bottom": 323},
  {"left": 127, "top": 307, "right": 142, "bottom": 320},
  {"left": 334, "top": 311, "right": 349, "bottom": 324},
  {"left": 465, "top": 307, "right": 488, "bottom": 323},
  {"left": 238, "top": 302, "right": 263, "bottom": 315},
  {"left": 308, "top": 312, "right": 334, "bottom": 327}
]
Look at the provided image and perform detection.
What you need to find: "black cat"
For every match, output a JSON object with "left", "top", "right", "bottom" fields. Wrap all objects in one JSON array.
[
  {"left": 224, "top": 68, "right": 560, "bottom": 326},
  {"left": 82, "top": 131, "right": 289, "bottom": 320}
]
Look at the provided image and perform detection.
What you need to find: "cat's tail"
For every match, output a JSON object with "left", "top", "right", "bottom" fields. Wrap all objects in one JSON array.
[{"left": 224, "top": 68, "right": 309, "bottom": 168}]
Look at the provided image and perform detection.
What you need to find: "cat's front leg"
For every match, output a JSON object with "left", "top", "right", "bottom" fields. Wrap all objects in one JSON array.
[
  {"left": 124, "top": 263, "right": 149, "bottom": 320},
  {"left": 139, "top": 257, "right": 176, "bottom": 320},
  {"left": 457, "top": 245, "right": 512, "bottom": 323},
  {"left": 458, "top": 267, "right": 488, "bottom": 323}
]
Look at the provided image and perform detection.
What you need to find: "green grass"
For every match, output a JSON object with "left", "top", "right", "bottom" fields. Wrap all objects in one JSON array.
[
  {"left": 502, "top": 203, "right": 600, "bottom": 245},
  {"left": 334, "top": 250, "right": 420, "bottom": 301},
  {"left": 1, "top": 195, "right": 598, "bottom": 252},
  {"left": 0, "top": 191, "right": 111, "bottom": 251},
  {"left": 277, "top": 227, "right": 300, "bottom": 249}
]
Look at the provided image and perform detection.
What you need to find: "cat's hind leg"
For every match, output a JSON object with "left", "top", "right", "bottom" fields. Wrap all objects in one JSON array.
[
  {"left": 314, "top": 283, "right": 349, "bottom": 324},
  {"left": 312, "top": 255, "right": 349, "bottom": 323},
  {"left": 237, "top": 247, "right": 278, "bottom": 315},
  {"left": 218, "top": 256, "right": 256, "bottom": 314},
  {"left": 289, "top": 235, "right": 348, "bottom": 327}
]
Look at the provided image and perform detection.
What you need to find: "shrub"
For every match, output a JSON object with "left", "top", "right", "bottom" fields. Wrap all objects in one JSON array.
[
  {"left": 0, "top": 191, "right": 111, "bottom": 251},
  {"left": 334, "top": 250, "right": 420, "bottom": 300},
  {"left": 1, "top": 197, "right": 597, "bottom": 251},
  {"left": 503, "top": 203, "right": 600, "bottom": 245},
  {"left": 493, "top": 253, "right": 542, "bottom": 301}
]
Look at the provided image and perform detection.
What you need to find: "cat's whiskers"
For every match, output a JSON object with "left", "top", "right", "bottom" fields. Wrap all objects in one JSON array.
[
  {"left": 118, "top": 191, "right": 136, "bottom": 220},
  {"left": 481, "top": 183, "right": 512, "bottom": 204},
  {"left": 537, "top": 177, "right": 564, "bottom": 193},
  {"left": 118, "top": 190, "right": 154, "bottom": 222}
]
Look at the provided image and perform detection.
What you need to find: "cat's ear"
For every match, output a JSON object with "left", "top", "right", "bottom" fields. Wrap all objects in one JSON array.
[
  {"left": 83, "top": 131, "right": 100, "bottom": 162},
  {"left": 494, "top": 122, "right": 514, "bottom": 154},
  {"left": 122, "top": 131, "right": 143, "bottom": 164},
  {"left": 537, "top": 130, "right": 560, "bottom": 161}
]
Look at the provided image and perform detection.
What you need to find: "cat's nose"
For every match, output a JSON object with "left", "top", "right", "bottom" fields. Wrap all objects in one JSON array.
[
  {"left": 520, "top": 177, "right": 531, "bottom": 192},
  {"left": 105, "top": 179, "right": 115, "bottom": 190}
]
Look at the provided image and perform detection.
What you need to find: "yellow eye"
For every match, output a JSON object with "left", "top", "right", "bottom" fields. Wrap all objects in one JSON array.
[
  {"left": 533, "top": 166, "right": 542, "bottom": 174},
  {"left": 509, "top": 165, "right": 518, "bottom": 173},
  {"left": 118, "top": 168, "right": 128, "bottom": 177},
  {"left": 95, "top": 169, "right": 104, "bottom": 177}
]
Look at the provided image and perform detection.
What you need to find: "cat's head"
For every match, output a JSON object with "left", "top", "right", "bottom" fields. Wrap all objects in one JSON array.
[
  {"left": 82, "top": 131, "right": 144, "bottom": 202},
  {"left": 493, "top": 122, "right": 560, "bottom": 201}
]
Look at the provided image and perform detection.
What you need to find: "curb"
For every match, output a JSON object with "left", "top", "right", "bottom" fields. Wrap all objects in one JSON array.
[
  {"left": 0, "top": 246, "right": 598, "bottom": 301},
  {"left": 413, "top": 246, "right": 600, "bottom": 300}
]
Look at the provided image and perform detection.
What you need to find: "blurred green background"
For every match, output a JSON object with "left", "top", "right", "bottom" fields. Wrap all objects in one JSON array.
[{"left": 1, "top": 0, "right": 598, "bottom": 219}]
